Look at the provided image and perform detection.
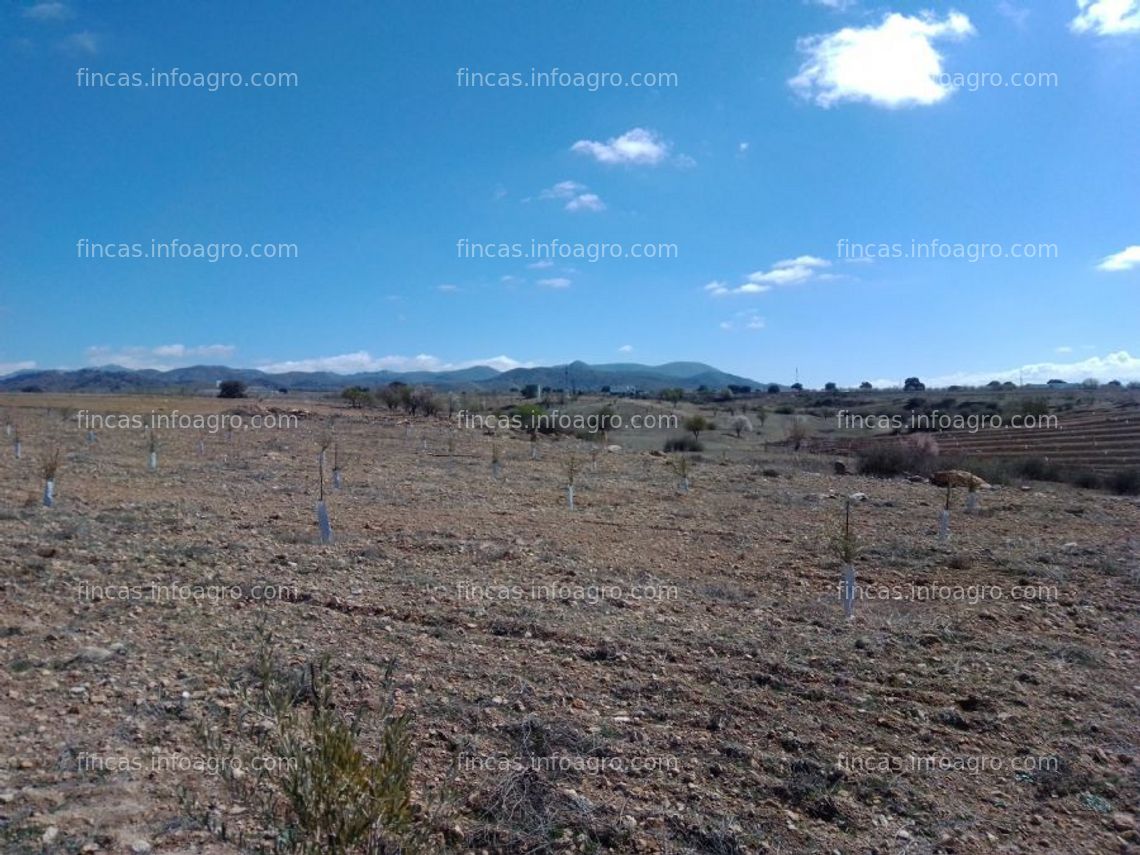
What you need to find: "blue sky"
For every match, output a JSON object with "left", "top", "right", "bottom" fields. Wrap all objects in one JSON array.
[{"left": 1, "top": 0, "right": 1138, "bottom": 387}]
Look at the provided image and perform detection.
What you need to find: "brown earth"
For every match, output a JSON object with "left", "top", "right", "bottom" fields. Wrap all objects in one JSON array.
[{"left": 0, "top": 395, "right": 1138, "bottom": 854}]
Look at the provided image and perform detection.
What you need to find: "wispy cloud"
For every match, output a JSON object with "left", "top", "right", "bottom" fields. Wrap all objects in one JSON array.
[
  {"left": 719, "top": 310, "right": 766, "bottom": 332},
  {"left": 257, "top": 352, "right": 530, "bottom": 374},
  {"left": 23, "top": 1, "right": 71, "bottom": 21},
  {"left": 1096, "top": 244, "right": 1140, "bottom": 271},
  {"left": 618, "top": 344, "right": 634, "bottom": 353},
  {"left": 539, "top": 180, "right": 606, "bottom": 212},
  {"left": 705, "top": 256, "right": 832, "bottom": 296},
  {"left": 790, "top": 11, "right": 975, "bottom": 108},
  {"left": 59, "top": 30, "right": 98, "bottom": 54},
  {"left": 537, "top": 277, "right": 572, "bottom": 289},
  {"left": 997, "top": 1, "right": 1031, "bottom": 28},
  {"left": 437, "top": 283, "right": 459, "bottom": 292},
  {"left": 571, "top": 127, "right": 682, "bottom": 166},
  {"left": 527, "top": 260, "right": 554, "bottom": 269},
  {"left": 86, "top": 344, "right": 235, "bottom": 370},
  {"left": 1070, "top": 0, "right": 1140, "bottom": 35},
  {"left": 0, "top": 360, "right": 36, "bottom": 378}
]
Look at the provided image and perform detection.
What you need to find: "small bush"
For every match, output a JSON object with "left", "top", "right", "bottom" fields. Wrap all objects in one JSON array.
[
  {"left": 857, "top": 442, "right": 937, "bottom": 478},
  {"left": 1016, "top": 457, "right": 1062, "bottom": 482},
  {"left": 665, "top": 436, "right": 703, "bottom": 453},
  {"left": 1068, "top": 470, "right": 1101, "bottom": 490},
  {"left": 1107, "top": 468, "right": 1140, "bottom": 496},
  {"left": 218, "top": 380, "right": 247, "bottom": 399},
  {"left": 204, "top": 633, "right": 423, "bottom": 854}
]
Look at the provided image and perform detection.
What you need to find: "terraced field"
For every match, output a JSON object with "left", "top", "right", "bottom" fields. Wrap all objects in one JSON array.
[{"left": 926, "top": 409, "right": 1140, "bottom": 473}]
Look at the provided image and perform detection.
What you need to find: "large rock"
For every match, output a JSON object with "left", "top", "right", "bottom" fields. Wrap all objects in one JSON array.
[{"left": 931, "top": 469, "right": 990, "bottom": 490}]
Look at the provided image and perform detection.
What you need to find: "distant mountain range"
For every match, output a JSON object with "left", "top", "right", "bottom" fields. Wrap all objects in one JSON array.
[{"left": 0, "top": 361, "right": 765, "bottom": 395}]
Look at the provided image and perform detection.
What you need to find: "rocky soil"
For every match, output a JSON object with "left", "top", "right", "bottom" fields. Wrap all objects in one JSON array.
[{"left": 0, "top": 396, "right": 1137, "bottom": 854}]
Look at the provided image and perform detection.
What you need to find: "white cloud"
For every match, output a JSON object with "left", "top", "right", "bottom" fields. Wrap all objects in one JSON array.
[
  {"left": 790, "top": 11, "right": 976, "bottom": 108},
  {"left": 1055, "top": 345, "right": 1073, "bottom": 354},
  {"left": 24, "top": 1, "right": 71, "bottom": 20},
  {"left": 500, "top": 274, "right": 524, "bottom": 285},
  {"left": 926, "top": 350, "right": 1140, "bottom": 386},
  {"left": 540, "top": 181, "right": 607, "bottom": 212},
  {"left": 565, "top": 193, "right": 606, "bottom": 212},
  {"left": 811, "top": 0, "right": 858, "bottom": 9},
  {"left": 618, "top": 344, "right": 634, "bottom": 353},
  {"left": 60, "top": 31, "right": 98, "bottom": 54},
  {"left": 528, "top": 260, "right": 554, "bottom": 269},
  {"left": 706, "top": 256, "right": 833, "bottom": 296},
  {"left": 1071, "top": 0, "right": 1140, "bottom": 34},
  {"left": 257, "top": 352, "right": 531, "bottom": 375},
  {"left": 1096, "top": 244, "right": 1140, "bottom": 271},
  {"left": 540, "top": 180, "right": 586, "bottom": 199},
  {"left": 86, "top": 344, "right": 236, "bottom": 370},
  {"left": 571, "top": 127, "right": 671, "bottom": 166},
  {"left": 437, "top": 284, "right": 459, "bottom": 293},
  {"left": 537, "top": 277, "right": 572, "bottom": 288},
  {"left": 0, "top": 360, "right": 36, "bottom": 377}
]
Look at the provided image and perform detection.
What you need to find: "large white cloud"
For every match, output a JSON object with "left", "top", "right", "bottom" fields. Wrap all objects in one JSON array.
[
  {"left": 1097, "top": 244, "right": 1140, "bottom": 271},
  {"left": 790, "top": 11, "right": 975, "bottom": 108},
  {"left": 1071, "top": 0, "right": 1140, "bottom": 35},
  {"left": 924, "top": 350, "right": 1140, "bottom": 387}
]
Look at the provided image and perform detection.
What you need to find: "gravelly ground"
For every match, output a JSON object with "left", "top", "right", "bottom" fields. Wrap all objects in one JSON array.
[{"left": 1, "top": 397, "right": 1137, "bottom": 854}]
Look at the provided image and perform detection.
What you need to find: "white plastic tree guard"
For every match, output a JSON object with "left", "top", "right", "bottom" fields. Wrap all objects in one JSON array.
[
  {"left": 316, "top": 500, "right": 333, "bottom": 544},
  {"left": 841, "top": 564, "right": 856, "bottom": 619}
]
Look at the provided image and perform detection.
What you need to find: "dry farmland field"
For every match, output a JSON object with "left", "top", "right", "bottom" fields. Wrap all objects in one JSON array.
[{"left": 1, "top": 393, "right": 1138, "bottom": 854}]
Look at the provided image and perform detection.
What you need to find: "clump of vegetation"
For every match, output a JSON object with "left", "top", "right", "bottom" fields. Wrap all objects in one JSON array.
[
  {"left": 857, "top": 442, "right": 937, "bottom": 478},
  {"left": 200, "top": 630, "right": 424, "bottom": 853},
  {"left": 683, "top": 414, "right": 714, "bottom": 442},
  {"left": 664, "top": 436, "right": 703, "bottom": 453},
  {"left": 730, "top": 415, "right": 753, "bottom": 438},
  {"left": 831, "top": 500, "right": 859, "bottom": 564},
  {"left": 1107, "top": 468, "right": 1140, "bottom": 496},
  {"left": 41, "top": 446, "right": 61, "bottom": 507},
  {"left": 1016, "top": 456, "right": 1063, "bottom": 482},
  {"left": 786, "top": 417, "right": 810, "bottom": 451},
  {"left": 218, "top": 380, "right": 247, "bottom": 399},
  {"left": 341, "top": 386, "right": 373, "bottom": 409},
  {"left": 671, "top": 454, "right": 693, "bottom": 493}
]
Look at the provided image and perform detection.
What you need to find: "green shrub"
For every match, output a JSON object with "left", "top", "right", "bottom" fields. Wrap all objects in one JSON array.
[
  {"left": 665, "top": 436, "right": 703, "bottom": 453},
  {"left": 203, "top": 633, "right": 424, "bottom": 854}
]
